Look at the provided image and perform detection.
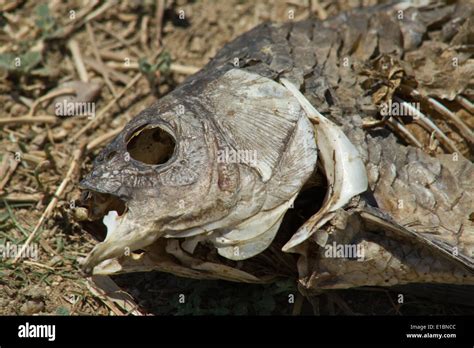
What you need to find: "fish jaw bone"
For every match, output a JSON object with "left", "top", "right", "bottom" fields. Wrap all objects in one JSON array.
[
  {"left": 280, "top": 78, "right": 368, "bottom": 252},
  {"left": 82, "top": 207, "right": 161, "bottom": 274}
]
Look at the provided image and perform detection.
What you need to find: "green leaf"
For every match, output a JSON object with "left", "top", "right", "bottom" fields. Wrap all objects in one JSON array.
[
  {"left": 138, "top": 57, "right": 153, "bottom": 74},
  {"left": 138, "top": 51, "right": 172, "bottom": 78},
  {"left": 0, "top": 51, "right": 41, "bottom": 73},
  {"left": 0, "top": 53, "right": 15, "bottom": 70},
  {"left": 56, "top": 306, "right": 70, "bottom": 315},
  {"left": 36, "top": 3, "right": 50, "bottom": 18},
  {"left": 156, "top": 51, "right": 171, "bottom": 74},
  {"left": 35, "top": 4, "right": 57, "bottom": 38}
]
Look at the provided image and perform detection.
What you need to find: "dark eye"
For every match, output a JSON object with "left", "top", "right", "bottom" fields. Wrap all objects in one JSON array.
[{"left": 126, "top": 125, "right": 176, "bottom": 165}]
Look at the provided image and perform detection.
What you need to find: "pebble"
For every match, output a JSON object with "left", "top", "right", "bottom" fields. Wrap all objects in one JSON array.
[
  {"left": 20, "top": 300, "right": 44, "bottom": 315},
  {"left": 189, "top": 36, "right": 204, "bottom": 53},
  {"left": 4, "top": 286, "right": 17, "bottom": 297},
  {"left": 48, "top": 255, "right": 63, "bottom": 267},
  {"left": 24, "top": 286, "right": 46, "bottom": 300},
  {"left": 9, "top": 103, "right": 28, "bottom": 116},
  {"left": 74, "top": 207, "right": 89, "bottom": 221}
]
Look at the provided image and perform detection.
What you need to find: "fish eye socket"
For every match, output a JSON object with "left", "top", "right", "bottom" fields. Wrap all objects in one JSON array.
[{"left": 126, "top": 125, "right": 176, "bottom": 165}]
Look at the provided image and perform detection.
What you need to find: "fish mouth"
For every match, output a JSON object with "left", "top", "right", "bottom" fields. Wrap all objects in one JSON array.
[
  {"left": 78, "top": 178, "right": 327, "bottom": 281},
  {"left": 80, "top": 190, "right": 127, "bottom": 227},
  {"left": 78, "top": 189, "right": 154, "bottom": 274},
  {"left": 78, "top": 190, "right": 122, "bottom": 264}
]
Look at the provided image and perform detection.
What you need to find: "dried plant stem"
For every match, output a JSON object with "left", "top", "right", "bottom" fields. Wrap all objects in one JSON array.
[
  {"left": 85, "top": 22, "right": 118, "bottom": 98},
  {"left": 0, "top": 153, "right": 19, "bottom": 192},
  {"left": 105, "top": 61, "right": 200, "bottom": 75},
  {"left": 456, "top": 95, "right": 474, "bottom": 114},
  {"left": 27, "top": 88, "right": 76, "bottom": 117},
  {"left": 155, "top": 0, "right": 165, "bottom": 48},
  {"left": 12, "top": 142, "right": 87, "bottom": 264},
  {"left": 68, "top": 40, "right": 89, "bottom": 82},
  {"left": 86, "top": 127, "right": 123, "bottom": 151},
  {"left": 71, "top": 73, "right": 143, "bottom": 142},
  {"left": 87, "top": 275, "right": 145, "bottom": 316},
  {"left": 0, "top": 116, "right": 57, "bottom": 125}
]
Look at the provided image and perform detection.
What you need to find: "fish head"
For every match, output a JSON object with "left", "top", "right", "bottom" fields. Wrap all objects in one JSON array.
[
  {"left": 80, "top": 94, "right": 241, "bottom": 272},
  {"left": 80, "top": 69, "right": 318, "bottom": 274}
]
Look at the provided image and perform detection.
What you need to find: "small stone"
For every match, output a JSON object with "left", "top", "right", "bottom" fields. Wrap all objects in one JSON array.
[
  {"left": 48, "top": 255, "right": 63, "bottom": 267},
  {"left": 24, "top": 286, "right": 46, "bottom": 300},
  {"left": 4, "top": 286, "right": 17, "bottom": 297},
  {"left": 189, "top": 36, "right": 204, "bottom": 53},
  {"left": 20, "top": 300, "right": 44, "bottom": 315},
  {"left": 9, "top": 103, "right": 28, "bottom": 116},
  {"left": 74, "top": 207, "right": 89, "bottom": 221}
]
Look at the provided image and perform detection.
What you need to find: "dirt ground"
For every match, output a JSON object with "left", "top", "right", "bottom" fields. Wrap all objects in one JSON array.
[{"left": 0, "top": 0, "right": 473, "bottom": 315}]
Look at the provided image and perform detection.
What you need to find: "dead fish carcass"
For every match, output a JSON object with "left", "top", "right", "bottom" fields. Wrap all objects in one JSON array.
[{"left": 80, "top": 1, "right": 474, "bottom": 289}]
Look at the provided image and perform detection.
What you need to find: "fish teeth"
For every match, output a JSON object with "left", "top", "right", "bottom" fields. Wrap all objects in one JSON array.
[{"left": 102, "top": 210, "right": 119, "bottom": 242}]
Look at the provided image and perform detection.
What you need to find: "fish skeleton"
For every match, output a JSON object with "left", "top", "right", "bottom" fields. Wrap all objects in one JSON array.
[{"left": 80, "top": 1, "right": 474, "bottom": 290}]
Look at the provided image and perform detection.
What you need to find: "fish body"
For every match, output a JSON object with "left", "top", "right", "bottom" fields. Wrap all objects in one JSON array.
[{"left": 81, "top": 1, "right": 474, "bottom": 289}]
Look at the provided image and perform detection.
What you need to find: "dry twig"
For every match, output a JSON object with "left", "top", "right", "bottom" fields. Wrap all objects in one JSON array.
[
  {"left": 155, "top": 0, "right": 165, "bottom": 49},
  {"left": 0, "top": 116, "right": 57, "bottom": 125},
  {"left": 71, "top": 73, "right": 143, "bottom": 141},
  {"left": 27, "top": 88, "right": 76, "bottom": 117},
  {"left": 68, "top": 40, "right": 89, "bottom": 83},
  {"left": 87, "top": 127, "right": 123, "bottom": 151},
  {"left": 13, "top": 142, "right": 87, "bottom": 263},
  {"left": 86, "top": 22, "right": 118, "bottom": 97},
  {"left": 86, "top": 275, "right": 145, "bottom": 316}
]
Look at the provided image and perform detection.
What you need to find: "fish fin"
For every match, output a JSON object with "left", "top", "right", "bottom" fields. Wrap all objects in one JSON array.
[
  {"left": 359, "top": 208, "right": 474, "bottom": 273},
  {"left": 263, "top": 115, "right": 317, "bottom": 210}
]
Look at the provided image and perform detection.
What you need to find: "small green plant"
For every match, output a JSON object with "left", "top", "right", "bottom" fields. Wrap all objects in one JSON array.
[
  {"left": 0, "top": 4, "right": 62, "bottom": 76},
  {"left": 55, "top": 306, "right": 70, "bottom": 315},
  {"left": 139, "top": 51, "right": 172, "bottom": 87},
  {"left": 35, "top": 4, "right": 58, "bottom": 39},
  {"left": 0, "top": 52, "right": 42, "bottom": 74}
]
